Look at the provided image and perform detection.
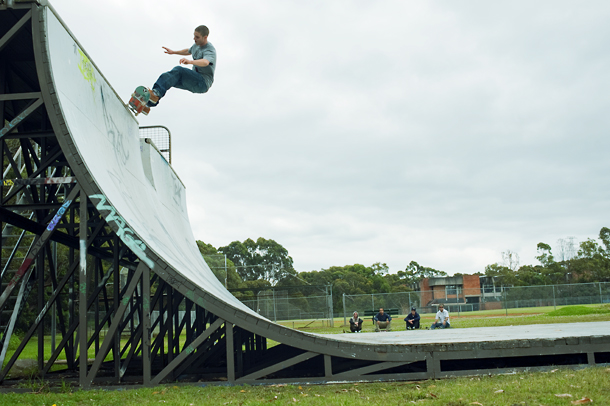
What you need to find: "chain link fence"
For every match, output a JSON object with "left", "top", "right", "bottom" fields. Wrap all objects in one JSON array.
[
  {"left": 343, "top": 282, "right": 610, "bottom": 322},
  {"left": 240, "top": 290, "right": 332, "bottom": 323},
  {"left": 502, "top": 282, "right": 609, "bottom": 309},
  {"left": 230, "top": 286, "right": 335, "bottom": 326}
]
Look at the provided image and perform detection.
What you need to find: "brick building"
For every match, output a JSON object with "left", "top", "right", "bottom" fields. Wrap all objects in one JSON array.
[{"left": 418, "top": 274, "right": 503, "bottom": 311}]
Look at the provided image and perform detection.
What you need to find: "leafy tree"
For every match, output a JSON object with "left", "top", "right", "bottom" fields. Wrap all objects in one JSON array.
[
  {"left": 219, "top": 238, "right": 296, "bottom": 284},
  {"left": 398, "top": 261, "right": 447, "bottom": 284},
  {"left": 535, "top": 243, "right": 554, "bottom": 267},
  {"left": 484, "top": 263, "right": 517, "bottom": 286},
  {"left": 599, "top": 227, "right": 610, "bottom": 257},
  {"left": 196, "top": 240, "right": 241, "bottom": 289},
  {"left": 572, "top": 234, "right": 610, "bottom": 282},
  {"left": 531, "top": 242, "right": 568, "bottom": 284}
]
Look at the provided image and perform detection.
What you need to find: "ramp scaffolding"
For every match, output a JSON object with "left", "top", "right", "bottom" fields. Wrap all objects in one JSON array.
[{"left": 0, "top": 0, "right": 608, "bottom": 389}]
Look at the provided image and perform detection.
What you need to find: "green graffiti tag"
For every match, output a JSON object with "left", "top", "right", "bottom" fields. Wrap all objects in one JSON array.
[
  {"left": 90, "top": 194, "right": 155, "bottom": 270},
  {"left": 78, "top": 48, "right": 96, "bottom": 93}
]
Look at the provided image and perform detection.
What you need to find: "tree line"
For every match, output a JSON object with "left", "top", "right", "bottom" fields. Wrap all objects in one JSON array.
[
  {"left": 484, "top": 227, "right": 610, "bottom": 286},
  {"left": 199, "top": 227, "right": 610, "bottom": 299}
]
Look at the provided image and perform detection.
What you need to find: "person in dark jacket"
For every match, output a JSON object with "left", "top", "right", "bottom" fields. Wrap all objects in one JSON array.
[
  {"left": 374, "top": 308, "right": 392, "bottom": 332},
  {"left": 404, "top": 307, "right": 420, "bottom": 330}
]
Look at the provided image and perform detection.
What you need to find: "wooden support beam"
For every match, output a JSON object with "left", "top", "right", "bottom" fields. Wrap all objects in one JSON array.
[
  {"left": 84, "top": 262, "right": 145, "bottom": 387},
  {"left": 150, "top": 318, "right": 224, "bottom": 386},
  {"left": 0, "top": 10, "right": 31, "bottom": 53},
  {"left": 332, "top": 361, "right": 415, "bottom": 380},
  {"left": 226, "top": 322, "right": 235, "bottom": 383},
  {"left": 237, "top": 352, "right": 320, "bottom": 383}
]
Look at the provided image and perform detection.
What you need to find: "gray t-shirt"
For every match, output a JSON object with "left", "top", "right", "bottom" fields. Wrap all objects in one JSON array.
[{"left": 189, "top": 42, "right": 216, "bottom": 90}]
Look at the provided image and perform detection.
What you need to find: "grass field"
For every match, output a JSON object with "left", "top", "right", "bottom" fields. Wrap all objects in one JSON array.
[
  {"left": 1, "top": 366, "right": 608, "bottom": 405},
  {"left": 277, "top": 303, "right": 610, "bottom": 334},
  {"left": 2, "top": 304, "right": 609, "bottom": 403}
]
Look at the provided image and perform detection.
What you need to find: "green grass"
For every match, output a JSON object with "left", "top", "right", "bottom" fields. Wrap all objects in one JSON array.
[
  {"left": 548, "top": 304, "right": 610, "bottom": 317},
  {"left": 2, "top": 305, "right": 609, "bottom": 402},
  {"left": 5, "top": 305, "right": 610, "bottom": 380},
  {"left": 275, "top": 304, "right": 610, "bottom": 334},
  {"left": 0, "top": 367, "right": 608, "bottom": 405}
]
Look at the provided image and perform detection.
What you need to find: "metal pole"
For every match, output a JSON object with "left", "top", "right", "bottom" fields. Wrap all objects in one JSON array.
[
  {"left": 224, "top": 254, "right": 227, "bottom": 288},
  {"left": 272, "top": 288, "right": 277, "bottom": 322},
  {"left": 600, "top": 282, "right": 603, "bottom": 305},
  {"left": 142, "top": 265, "right": 151, "bottom": 385},
  {"left": 552, "top": 285, "right": 556, "bottom": 310},
  {"left": 342, "top": 294, "right": 346, "bottom": 327},
  {"left": 79, "top": 190, "right": 88, "bottom": 387},
  {"left": 51, "top": 241, "right": 57, "bottom": 353},
  {"left": 504, "top": 286, "right": 508, "bottom": 317},
  {"left": 329, "top": 284, "right": 334, "bottom": 328}
]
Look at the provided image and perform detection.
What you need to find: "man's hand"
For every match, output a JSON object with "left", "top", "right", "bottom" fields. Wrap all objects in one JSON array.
[
  {"left": 179, "top": 58, "right": 191, "bottom": 65},
  {"left": 163, "top": 47, "right": 190, "bottom": 56}
]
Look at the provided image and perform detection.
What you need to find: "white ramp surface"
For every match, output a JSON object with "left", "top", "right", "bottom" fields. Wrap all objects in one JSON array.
[{"left": 44, "top": 8, "right": 258, "bottom": 318}]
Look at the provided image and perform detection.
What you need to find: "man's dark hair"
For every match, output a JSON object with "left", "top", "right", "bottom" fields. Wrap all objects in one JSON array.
[{"left": 195, "top": 25, "right": 209, "bottom": 37}]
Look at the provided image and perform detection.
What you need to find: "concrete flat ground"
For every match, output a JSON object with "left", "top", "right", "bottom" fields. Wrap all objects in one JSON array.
[{"left": 321, "top": 321, "right": 610, "bottom": 345}]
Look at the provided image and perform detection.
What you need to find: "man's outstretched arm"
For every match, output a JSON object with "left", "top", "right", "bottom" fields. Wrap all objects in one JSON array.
[
  {"left": 180, "top": 58, "right": 210, "bottom": 67},
  {"left": 163, "top": 47, "right": 191, "bottom": 56}
]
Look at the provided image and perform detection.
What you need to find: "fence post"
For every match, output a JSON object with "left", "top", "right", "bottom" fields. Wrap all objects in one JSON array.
[
  {"left": 343, "top": 294, "right": 347, "bottom": 327},
  {"left": 503, "top": 287, "right": 508, "bottom": 317},
  {"left": 272, "top": 289, "right": 277, "bottom": 322},
  {"left": 329, "top": 284, "right": 334, "bottom": 328},
  {"left": 552, "top": 285, "right": 556, "bottom": 311},
  {"left": 372, "top": 294, "right": 375, "bottom": 312},
  {"left": 600, "top": 283, "right": 603, "bottom": 305}
]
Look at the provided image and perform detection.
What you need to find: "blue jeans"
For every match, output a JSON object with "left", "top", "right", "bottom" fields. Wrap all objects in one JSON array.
[
  {"left": 431, "top": 321, "right": 450, "bottom": 329},
  {"left": 152, "top": 66, "right": 208, "bottom": 103}
]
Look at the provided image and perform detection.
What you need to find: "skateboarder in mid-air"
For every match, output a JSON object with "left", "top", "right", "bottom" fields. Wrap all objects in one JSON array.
[{"left": 128, "top": 25, "right": 216, "bottom": 115}]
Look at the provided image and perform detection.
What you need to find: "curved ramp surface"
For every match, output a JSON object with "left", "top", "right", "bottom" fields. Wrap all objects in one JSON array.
[
  {"left": 44, "top": 7, "right": 258, "bottom": 321},
  {"left": 39, "top": 3, "right": 373, "bottom": 362}
]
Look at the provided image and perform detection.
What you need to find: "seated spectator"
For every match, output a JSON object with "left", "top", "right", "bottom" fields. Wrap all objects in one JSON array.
[
  {"left": 404, "top": 307, "right": 420, "bottom": 330},
  {"left": 431, "top": 304, "right": 450, "bottom": 329},
  {"left": 349, "top": 311, "right": 363, "bottom": 333},
  {"left": 374, "top": 307, "right": 392, "bottom": 332}
]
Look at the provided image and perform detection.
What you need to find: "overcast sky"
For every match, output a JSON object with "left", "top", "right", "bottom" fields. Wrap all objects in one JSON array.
[{"left": 50, "top": 0, "right": 610, "bottom": 275}]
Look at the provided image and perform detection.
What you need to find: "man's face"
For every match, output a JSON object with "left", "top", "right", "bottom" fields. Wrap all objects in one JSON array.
[
  {"left": 379, "top": 308, "right": 384, "bottom": 314},
  {"left": 193, "top": 31, "right": 207, "bottom": 46},
  {"left": 439, "top": 306, "right": 444, "bottom": 311},
  {"left": 411, "top": 310, "right": 416, "bottom": 315}
]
